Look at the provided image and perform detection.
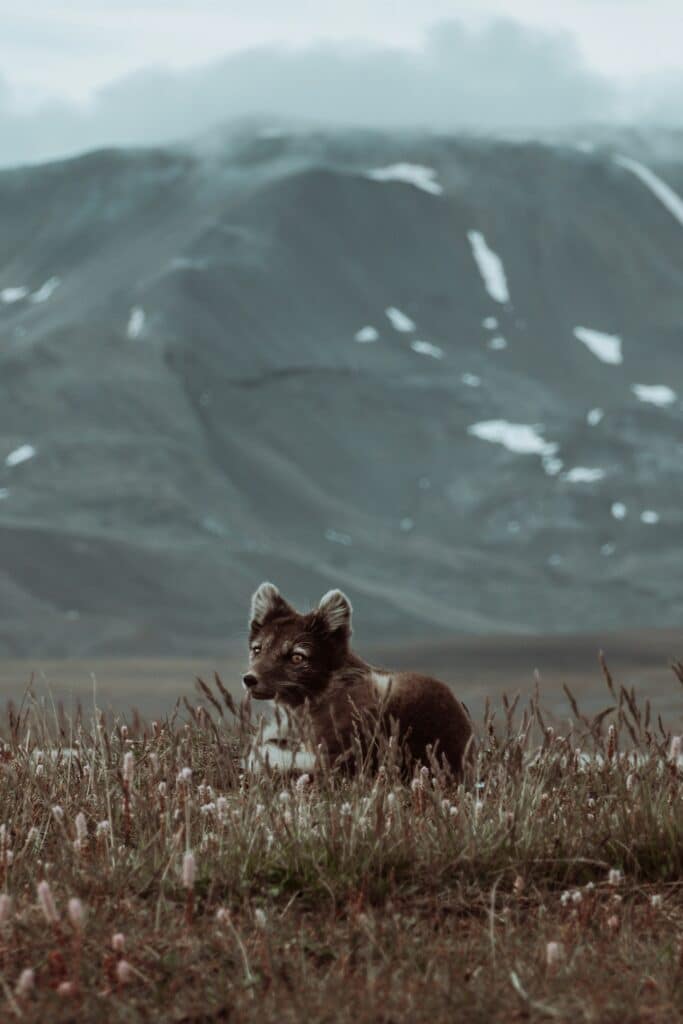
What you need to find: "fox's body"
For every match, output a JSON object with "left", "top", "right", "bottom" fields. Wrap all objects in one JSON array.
[{"left": 243, "top": 583, "right": 473, "bottom": 778}]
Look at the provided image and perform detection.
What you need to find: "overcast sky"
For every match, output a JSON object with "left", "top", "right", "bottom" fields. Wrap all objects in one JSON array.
[{"left": 0, "top": 1, "right": 681, "bottom": 166}]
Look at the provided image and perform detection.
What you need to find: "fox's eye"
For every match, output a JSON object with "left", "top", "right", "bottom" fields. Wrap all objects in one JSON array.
[
  {"left": 290, "top": 652, "right": 305, "bottom": 665},
  {"left": 250, "top": 644, "right": 261, "bottom": 656}
]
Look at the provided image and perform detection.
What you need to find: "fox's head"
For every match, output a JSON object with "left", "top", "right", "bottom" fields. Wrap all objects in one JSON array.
[{"left": 242, "top": 582, "right": 352, "bottom": 705}]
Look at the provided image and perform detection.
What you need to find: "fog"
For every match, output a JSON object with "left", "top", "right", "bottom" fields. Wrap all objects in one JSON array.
[{"left": 0, "top": 17, "right": 647, "bottom": 168}]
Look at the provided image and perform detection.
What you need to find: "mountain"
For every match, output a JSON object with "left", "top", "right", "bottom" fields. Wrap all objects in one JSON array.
[{"left": 0, "top": 126, "right": 682, "bottom": 656}]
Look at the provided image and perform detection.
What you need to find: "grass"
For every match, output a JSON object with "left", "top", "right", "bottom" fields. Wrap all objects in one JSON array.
[{"left": 0, "top": 659, "right": 682, "bottom": 1022}]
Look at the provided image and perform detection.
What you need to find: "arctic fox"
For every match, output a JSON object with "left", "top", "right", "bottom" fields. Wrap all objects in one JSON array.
[{"left": 243, "top": 582, "right": 473, "bottom": 778}]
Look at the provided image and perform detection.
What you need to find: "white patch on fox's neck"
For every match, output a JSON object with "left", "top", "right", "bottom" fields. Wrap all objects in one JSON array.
[{"left": 248, "top": 744, "right": 317, "bottom": 775}]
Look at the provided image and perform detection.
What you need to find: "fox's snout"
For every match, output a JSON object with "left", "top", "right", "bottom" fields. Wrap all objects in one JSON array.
[{"left": 242, "top": 673, "right": 259, "bottom": 690}]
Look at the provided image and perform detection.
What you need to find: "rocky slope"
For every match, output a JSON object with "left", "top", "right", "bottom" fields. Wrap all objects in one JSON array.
[{"left": 0, "top": 127, "right": 681, "bottom": 654}]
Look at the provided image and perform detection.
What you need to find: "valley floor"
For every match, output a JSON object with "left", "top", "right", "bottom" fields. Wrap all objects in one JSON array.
[{"left": 1, "top": 626, "right": 680, "bottom": 725}]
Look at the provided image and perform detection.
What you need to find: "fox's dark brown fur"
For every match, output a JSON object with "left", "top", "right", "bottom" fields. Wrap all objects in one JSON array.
[{"left": 243, "top": 583, "right": 473, "bottom": 778}]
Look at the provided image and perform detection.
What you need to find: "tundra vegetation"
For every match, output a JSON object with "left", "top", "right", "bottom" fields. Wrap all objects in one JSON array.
[{"left": 0, "top": 659, "right": 682, "bottom": 1023}]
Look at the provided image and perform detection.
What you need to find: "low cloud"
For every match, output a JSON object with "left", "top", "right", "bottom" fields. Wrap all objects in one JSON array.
[{"left": 0, "top": 18, "right": 654, "bottom": 168}]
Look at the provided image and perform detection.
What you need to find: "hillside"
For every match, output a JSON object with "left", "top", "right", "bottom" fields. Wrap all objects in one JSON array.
[{"left": 0, "top": 127, "right": 682, "bottom": 655}]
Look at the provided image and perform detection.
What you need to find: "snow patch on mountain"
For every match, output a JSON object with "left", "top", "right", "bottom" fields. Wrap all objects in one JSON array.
[
  {"left": 564, "top": 467, "right": 606, "bottom": 483},
  {"left": 632, "top": 384, "right": 677, "bottom": 407},
  {"left": 366, "top": 163, "right": 443, "bottom": 196},
  {"left": 467, "top": 231, "right": 510, "bottom": 305},
  {"left": 385, "top": 307, "right": 415, "bottom": 332},
  {"left": 467, "top": 420, "right": 557, "bottom": 457},
  {"left": 574, "top": 326, "right": 622, "bottom": 365},
  {"left": 542, "top": 456, "right": 564, "bottom": 477},
  {"left": 615, "top": 154, "right": 683, "bottom": 229},
  {"left": 461, "top": 373, "right": 481, "bottom": 387},
  {"left": 355, "top": 326, "right": 379, "bottom": 343},
  {"left": 411, "top": 340, "right": 443, "bottom": 359},
  {"left": 324, "top": 528, "right": 352, "bottom": 546},
  {"left": 127, "top": 307, "right": 146, "bottom": 340},
  {"left": 6, "top": 445, "right": 36, "bottom": 467},
  {"left": 1, "top": 286, "right": 29, "bottom": 304},
  {"left": 31, "top": 277, "right": 60, "bottom": 303}
]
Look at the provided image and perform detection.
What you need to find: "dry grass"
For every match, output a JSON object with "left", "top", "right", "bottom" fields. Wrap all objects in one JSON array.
[{"left": 0, "top": 659, "right": 682, "bottom": 1022}]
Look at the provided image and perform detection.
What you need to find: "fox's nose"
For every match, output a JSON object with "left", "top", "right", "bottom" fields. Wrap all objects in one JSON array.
[{"left": 242, "top": 673, "right": 259, "bottom": 690}]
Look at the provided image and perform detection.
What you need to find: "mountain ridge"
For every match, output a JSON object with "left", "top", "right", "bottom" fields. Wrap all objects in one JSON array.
[{"left": 0, "top": 127, "right": 681, "bottom": 655}]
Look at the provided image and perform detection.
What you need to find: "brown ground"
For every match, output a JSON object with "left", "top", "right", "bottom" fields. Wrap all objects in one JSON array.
[{"left": 1, "top": 627, "right": 680, "bottom": 728}]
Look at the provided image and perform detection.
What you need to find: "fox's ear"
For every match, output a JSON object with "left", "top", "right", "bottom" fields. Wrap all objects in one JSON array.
[
  {"left": 249, "top": 582, "right": 291, "bottom": 630},
  {"left": 317, "top": 589, "right": 352, "bottom": 638}
]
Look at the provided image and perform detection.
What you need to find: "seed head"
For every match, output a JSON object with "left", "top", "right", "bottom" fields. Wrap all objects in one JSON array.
[
  {"left": 112, "top": 932, "right": 125, "bottom": 952},
  {"left": 15, "top": 968, "right": 35, "bottom": 997},
  {"left": 67, "top": 897, "right": 86, "bottom": 930},
  {"left": 608, "top": 868, "right": 624, "bottom": 886},
  {"left": 37, "top": 880, "right": 58, "bottom": 925},
  {"left": 254, "top": 908, "right": 267, "bottom": 930},
  {"left": 182, "top": 850, "right": 196, "bottom": 889},
  {"left": 116, "top": 960, "right": 134, "bottom": 984},
  {"left": 546, "top": 941, "right": 564, "bottom": 967},
  {"left": 122, "top": 751, "right": 134, "bottom": 785},
  {"left": 75, "top": 812, "right": 87, "bottom": 843}
]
